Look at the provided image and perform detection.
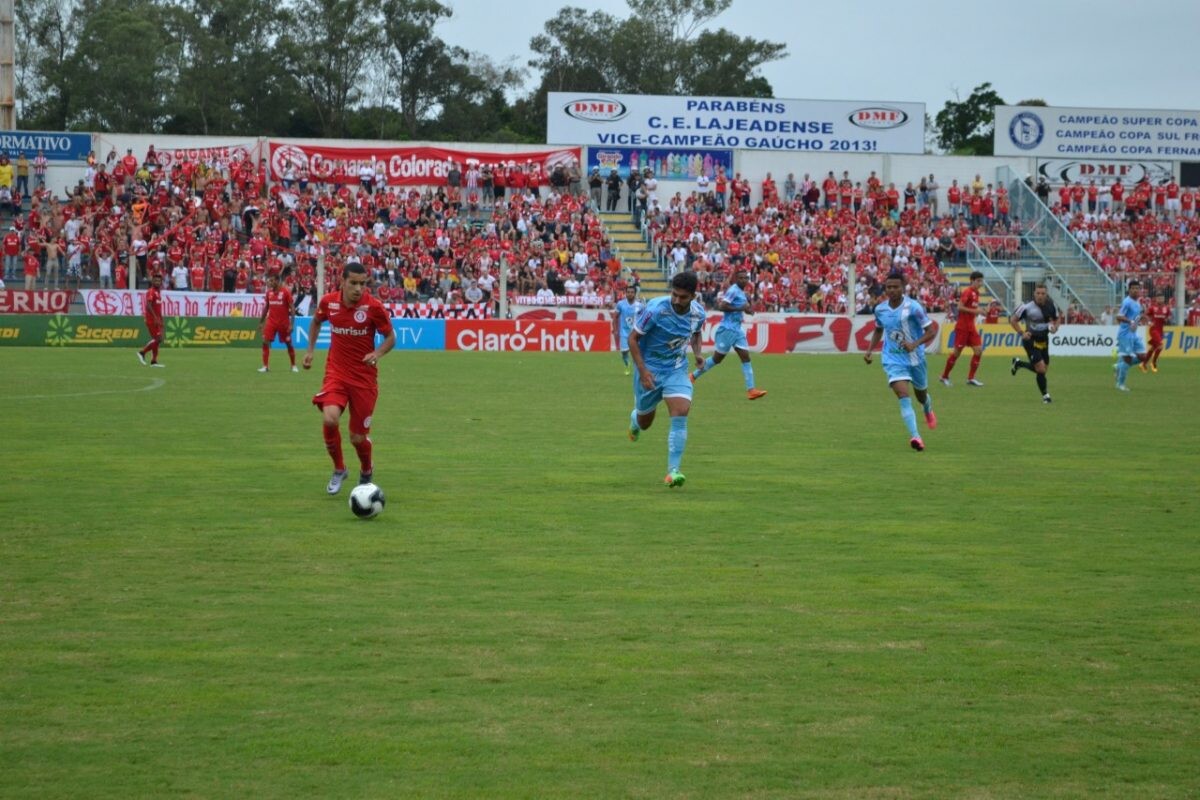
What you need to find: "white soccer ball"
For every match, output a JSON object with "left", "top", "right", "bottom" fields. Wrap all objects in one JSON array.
[{"left": 349, "top": 483, "right": 385, "bottom": 519}]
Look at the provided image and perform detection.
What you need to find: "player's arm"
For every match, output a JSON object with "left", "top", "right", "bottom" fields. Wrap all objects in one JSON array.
[
  {"left": 1009, "top": 308, "right": 1029, "bottom": 339},
  {"left": 690, "top": 330, "right": 703, "bottom": 367},
  {"left": 364, "top": 308, "right": 395, "bottom": 365},
  {"left": 909, "top": 320, "right": 938, "bottom": 352},
  {"left": 302, "top": 308, "right": 324, "bottom": 369},
  {"left": 957, "top": 295, "right": 980, "bottom": 317},
  {"left": 863, "top": 323, "right": 883, "bottom": 364},
  {"left": 627, "top": 329, "right": 654, "bottom": 390}
]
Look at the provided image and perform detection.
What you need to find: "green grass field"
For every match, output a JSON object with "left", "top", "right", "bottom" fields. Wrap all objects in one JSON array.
[{"left": 2, "top": 348, "right": 1198, "bottom": 798}]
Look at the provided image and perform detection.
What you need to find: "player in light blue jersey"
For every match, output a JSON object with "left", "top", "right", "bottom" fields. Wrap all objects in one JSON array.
[
  {"left": 612, "top": 285, "right": 642, "bottom": 376},
  {"left": 690, "top": 267, "right": 767, "bottom": 400},
  {"left": 628, "top": 271, "right": 706, "bottom": 487},
  {"left": 864, "top": 271, "right": 939, "bottom": 452},
  {"left": 1114, "top": 280, "right": 1150, "bottom": 391}
]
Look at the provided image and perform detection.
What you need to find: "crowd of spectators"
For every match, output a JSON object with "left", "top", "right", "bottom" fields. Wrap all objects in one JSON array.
[
  {"left": 638, "top": 168, "right": 1019, "bottom": 314},
  {"left": 0, "top": 147, "right": 622, "bottom": 308}
]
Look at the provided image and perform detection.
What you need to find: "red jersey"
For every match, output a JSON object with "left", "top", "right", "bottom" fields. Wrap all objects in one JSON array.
[
  {"left": 265, "top": 287, "right": 294, "bottom": 327},
  {"left": 1147, "top": 303, "right": 1171, "bottom": 336},
  {"left": 144, "top": 285, "right": 163, "bottom": 324},
  {"left": 956, "top": 287, "right": 980, "bottom": 331},
  {"left": 314, "top": 291, "right": 391, "bottom": 388}
]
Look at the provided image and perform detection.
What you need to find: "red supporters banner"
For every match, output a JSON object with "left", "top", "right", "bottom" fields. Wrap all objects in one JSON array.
[
  {"left": 268, "top": 142, "right": 582, "bottom": 186},
  {"left": 385, "top": 302, "right": 492, "bottom": 320},
  {"left": 446, "top": 320, "right": 611, "bottom": 352},
  {"left": 0, "top": 290, "right": 73, "bottom": 314}
]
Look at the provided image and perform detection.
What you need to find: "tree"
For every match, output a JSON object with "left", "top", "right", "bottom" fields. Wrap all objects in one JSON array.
[
  {"left": 683, "top": 29, "right": 783, "bottom": 97},
  {"left": 1014, "top": 98, "right": 1048, "bottom": 107},
  {"left": 15, "top": 0, "right": 83, "bottom": 130},
  {"left": 934, "top": 82, "right": 1005, "bottom": 156}
]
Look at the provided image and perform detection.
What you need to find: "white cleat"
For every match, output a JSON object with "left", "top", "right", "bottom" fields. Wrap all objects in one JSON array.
[
  {"left": 137, "top": 352, "right": 147, "bottom": 366},
  {"left": 291, "top": 366, "right": 300, "bottom": 373},
  {"left": 150, "top": 362, "right": 165, "bottom": 368},
  {"left": 257, "top": 366, "right": 269, "bottom": 373},
  {"left": 1116, "top": 384, "right": 1130, "bottom": 392},
  {"left": 326, "top": 469, "right": 349, "bottom": 495},
  {"left": 939, "top": 377, "right": 952, "bottom": 387},
  {"left": 967, "top": 378, "right": 984, "bottom": 387}
]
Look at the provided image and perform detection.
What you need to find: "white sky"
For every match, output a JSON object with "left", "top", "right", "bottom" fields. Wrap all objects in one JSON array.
[{"left": 439, "top": 0, "right": 1200, "bottom": 114}]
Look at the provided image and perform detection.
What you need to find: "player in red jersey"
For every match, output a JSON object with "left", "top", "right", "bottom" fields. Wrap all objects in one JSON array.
[
  {"left": 940, "top": 271, "right": 986, "bottom": 387},
  {"left": 303, "top": 261, "right": 395, "bottom": 494},
  {"left": 258, "top": 271, "right": 297, "bottom": 373},
  {"left": 137, "top": 272, "right": 166, "bottom": 367},
  {"left": 1146, "top": 293, "right": 1172, "bottom": 373}
]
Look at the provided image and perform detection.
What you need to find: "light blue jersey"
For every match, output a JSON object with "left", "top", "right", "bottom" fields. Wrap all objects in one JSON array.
[
  {"left": 615, "top": 297, "right": 642, "bottom": 350},
  {"left": 1118, "top": 297, "right": 1143, "bottom": 335},
  {"left": 717, "top": 284, "right": 748, "bottom": 331},
  {"left": 1117, "top": 296, "right": 1146, "bottom": 357},
  {"left": 633, "top": 295, "right": 706, "bottom": 374},
  {"left": 874, "top": 296, "right": 932, "bottom": 387}
]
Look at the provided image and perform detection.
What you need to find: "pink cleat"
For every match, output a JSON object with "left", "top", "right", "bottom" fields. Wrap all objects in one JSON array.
[
  {"left": 910, "top": 436, "right": 925, "bottom": 452},
  {"left": 925, "top": 411, "right": 937, "bottom": 430}
]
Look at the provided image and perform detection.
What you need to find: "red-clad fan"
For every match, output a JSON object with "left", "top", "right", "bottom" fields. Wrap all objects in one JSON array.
[
  {"left": 258, "top": 271, "right": 296, "bottom": 373},
  {"left": 303, "top": 261, "right": 395, "bottom": 495},
  {"left": 1145, "top": 293, "right": 1172, "bottom": 372},
  {"left": 137, "top": 272, "right": 166, "bottom": 367},
  {"left": 940, "top": 271, "right": 986, "bottom": 387}
]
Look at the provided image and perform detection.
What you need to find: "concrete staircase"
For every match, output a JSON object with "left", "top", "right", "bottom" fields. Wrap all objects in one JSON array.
[
  {"left": 941, "top": 264, "right": 998, "bottom": 306},
  {"left": 599, "top": 211, "right": 669, "bottom": 296}
]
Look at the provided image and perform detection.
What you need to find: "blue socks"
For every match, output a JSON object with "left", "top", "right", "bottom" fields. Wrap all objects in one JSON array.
[
  {"left": 921, "top": 394, "right": 933, "bottom": 414},
  {"left": 667, "top": 416, "right": 688, "bottom": 472},
  {"left": 630, "top": 409, "right": 641, "bottom": 431},
  {"left": 621, "top": 351, "right": 630, "bottom": 367},
  {"left": 741, "top": 361, "right": 755, "bottom": 389},
  {"left": 693, "top": 356, "right": 715, "bottom": 379},
  {"left": 1116, "top": 360, "right": 1129, "bottom": 386},
  {"left": 898, "top": 396, "right": 919, "bottom": 438}
]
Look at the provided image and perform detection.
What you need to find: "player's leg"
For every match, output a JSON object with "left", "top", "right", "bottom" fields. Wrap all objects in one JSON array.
[
  {"left": 629, "top": 374, "right": 661, "bottom": 441},
  {"left": 663, "top": 385, "right": 692, "bottom": 487},
  {"left": 314, "top": 388, "right": 349, "bottom": 491},
  {"left": 735, "top": 346, "right": 766, "bottom": 399},
  {"left": 260, "top": 325, "right": 272, "bottom": 371},
  {"left": 967, "top": 336, "right": 984, "bottom": 384},
  {"left": 1150, "top": 339, "right": 1163, "bottom": 371},
  {"left": 887, "top": 375, "right": 923, "bottom": 449},
  {"left": 1033, "top": 351, "right": 1051, "bottom": 401},
  {"left": 284, "top": 329, "right": 297, "bottom": 370},
  {"left": 693, "top": 330, "right": 730, "bottom": 380},
  {"left": 941, "top": 344, "right": 964, "bottom": 383},
  {"left": 346, "top": 385, "right": 378, "bottom": 483},
  {"left": 911, "top": 362, "right": 936, "bottom": 428}
]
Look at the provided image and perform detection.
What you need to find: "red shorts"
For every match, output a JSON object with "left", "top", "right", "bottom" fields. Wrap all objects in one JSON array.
[
  {"left": 953, "top": 327, "right": 982, "bottom": 349},
  {"left": 312, "top": 377, "right": 378, "bottom": 435},
  {"left": 1149, "top": 333, "right": 1164, "bottom": 348},
  {"left": 264, "top": 323, "right": 291, "bottom": 344},
  {"left": 145, "top": 320, "right": 162, "bottom": 339}
]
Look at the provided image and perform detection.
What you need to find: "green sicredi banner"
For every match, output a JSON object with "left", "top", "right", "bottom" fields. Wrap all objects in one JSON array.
[{"left": 0, "top": 315, "right": 264, "bottom": 348}]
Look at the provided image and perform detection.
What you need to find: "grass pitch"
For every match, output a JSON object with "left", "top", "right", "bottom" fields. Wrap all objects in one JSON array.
[{"left": 2, "top": 348, "right": 1198, "bottom": 798}]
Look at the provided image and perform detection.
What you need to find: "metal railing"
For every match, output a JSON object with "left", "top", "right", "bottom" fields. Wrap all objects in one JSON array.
[
  {"left": 997, "top": 165, "right": 1119, "bottom": 315},
  {"left": 965, "top": 239, "right": 1019, "bottom": 312}
]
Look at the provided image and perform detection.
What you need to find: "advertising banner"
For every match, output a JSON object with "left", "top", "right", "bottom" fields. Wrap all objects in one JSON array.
[
  {"left": 513, "top": 295, "right": 607, "bottom": 307},
  {"left": 996, "top": 105, "right": 1200, "bottom": 159},
  {"left": 587, "top": 146, "right": 734, "bottom": 180},
  {"left": 548, "top": 92, "right": 925, "bottom": 154},
  {"left": 81, "top": 289, "right": 266, "bottom": 318},
  {"left": 445, "top": 320, "right": 611, "bottom": 352},
  {"left": 0, "top": 290, "right": 74, "bottom": 314},
  {"left": 292, "top": 316, "right": 445, "bottom": 351},
  {"left": 1036, "top": 158, "right": 1173, "bottom": 186},
  {"left": 0, "top": 314, "right": 262, "bottom": 347},
  {"left": 0, "top": 131, "right": 92, "bottom": 161},
  {"left": 268, "top": 142, "right": 582, "bottom": 186},
  {"left": 385, "top": 302, "right": 492, "bottom": 319},
  {"left": 943, "top": 323, "right": 1200, "bottom": 357}
]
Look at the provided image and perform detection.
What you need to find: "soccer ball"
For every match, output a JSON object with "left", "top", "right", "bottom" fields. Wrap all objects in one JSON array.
[{"left": 349, "top": 483, "right": 385, "bottom": 519}]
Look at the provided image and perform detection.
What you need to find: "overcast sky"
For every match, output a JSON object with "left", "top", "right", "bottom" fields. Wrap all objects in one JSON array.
[{"left": 439, "top": 0, "right": 1200, "bottom": 114}]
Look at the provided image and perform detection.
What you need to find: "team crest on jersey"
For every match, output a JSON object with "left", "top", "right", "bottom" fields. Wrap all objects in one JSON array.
[{"left": 354, "top": 309, "right": 367, "bottom": 323}]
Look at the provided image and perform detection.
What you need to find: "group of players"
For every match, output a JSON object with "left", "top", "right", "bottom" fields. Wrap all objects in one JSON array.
[{"left": 131, "top": 260, "right": 1173, "bottom": 492}]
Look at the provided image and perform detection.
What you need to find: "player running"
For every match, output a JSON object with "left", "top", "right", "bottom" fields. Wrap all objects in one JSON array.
[
  {"left": 136, "top": 272, "right": 166, "bottom": 368},
  {"left": 612, "top": 285, "right": 642, "bottom": 376},
  {"left": 690, "top": 267, "right": 767, "bottom": 400},
  {"left": 302, "top": 261, "right": 395, "bottom": 494},
  {"left": 940, "top": 270, "right": 985, "bottom": 387},
  {"left": 1009, "top": 284, "right": 1060, "bottom": 403},
  {"left": 1146, "top": 292, "right": 1171, "bottom": 373},
  {"left": 627, "top": 271, "right": 706, "bottom": 487},
  {"left": 863, "top": 271, "right": 938, "bottom": 452},
  {"left": 1115, "top": 280, "right": 1150, "bottom": 391},
  {"left": 258, "top": 271, "right": 297, "bottom": 373}
]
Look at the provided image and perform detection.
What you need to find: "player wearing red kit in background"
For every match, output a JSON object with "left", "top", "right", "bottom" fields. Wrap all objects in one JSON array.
[
  {"left": 137, "top": 272, "right": 166, "bottom": 367},
  {"left": 940, "top": 271, "right": 986, "bottom": 387},
  {"left": 303, "top": 261, "right": 395, "bottom": 495},
  {"left": 258, "top": 271, "right": 297, "bottom": 373},
  {"left": 1146, "top": 292, "right": 1172, "bottom": 373}
]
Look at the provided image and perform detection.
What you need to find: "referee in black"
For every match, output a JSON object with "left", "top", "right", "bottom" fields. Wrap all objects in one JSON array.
[{"left": 1009, "top": 284, "right": 1062, "bottom": 403}]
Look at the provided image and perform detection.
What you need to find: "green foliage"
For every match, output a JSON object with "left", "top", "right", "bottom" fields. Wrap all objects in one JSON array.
[
  {"left": 934, "top": 82, "right": 1006, "bottom": 156},
  {"left": 2, "top": 348, "right": 1199, "bottom": 797}
]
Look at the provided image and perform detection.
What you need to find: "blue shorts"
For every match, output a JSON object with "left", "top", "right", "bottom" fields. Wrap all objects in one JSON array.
[
  {"left": 1117, "top": 331, "right": 1146, "bottom": 357},
  {"left": 619, "top": 331, "right": 631, "bottom": 352},
  {"left": 714, "top": 326, "right": 749, "bottom": 354},
  {"left": 633, "top": 364, "right": 693, "bottom": 413},
  {"left": 883, "top": 359, "right": 928, "bottom": 390}
]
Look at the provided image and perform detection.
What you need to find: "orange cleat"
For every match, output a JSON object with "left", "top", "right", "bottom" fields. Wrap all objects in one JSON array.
[{"left": 747, "top": 388, "right": 767, "bottom": 400}]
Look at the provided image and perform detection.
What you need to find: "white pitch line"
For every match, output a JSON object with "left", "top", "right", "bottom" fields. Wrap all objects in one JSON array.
[{"left": 5, "top": 377, "right": 166, "bottom": 400}]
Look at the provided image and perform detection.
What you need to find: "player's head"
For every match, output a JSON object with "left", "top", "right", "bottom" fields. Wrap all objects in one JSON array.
[
  {"left": 1033, "top": 283, "right": 1048, "bottom": 304},
  {"left": 1154, "top": 292, "right": 1165, "bottom": 304},
  {"left": 267, "top": 272, "right": 280, "bottom": 288},
  {"left": 150, "top": 272, "right": 162, "bottom": 286},
  {"left": 669, "top": 271, "right": 698, "bottom": 312},
  {"left": 1127, "top": 280, "right": 1141, "bottom": 299},
  {"left": 970, "top": 270, "right": 984, "bottom": 287},
  {"left": 733, "top": 268, "right": 750, "bottom": 289},
  {"left": 884, "top": 270, "right": 905, "bottom": 300},
  {"left": 624, "top": 286, "right": 637, "bottom": 301},
  {"left": 341, "top": 260, "right": 368, "bottom": 303}
]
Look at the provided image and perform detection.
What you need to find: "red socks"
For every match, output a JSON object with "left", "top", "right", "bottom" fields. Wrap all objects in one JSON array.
[
  {"left": 968, "top": 354, "right": 982, "bottom": 379},
  {"left": 261, "top": 343, "right": 270, "bottom": 368},
  {"left": 352, "top": 437, "right": 373, "bottom": 473},
  {"left": 323, "top": 424, "right": 345, "bottom": 470},
  {"left": 286, "top": 345, "right": 296, "bottom": 367},
  {"left": 942, "top": 353, "right": 958, "bottom": 379}
]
